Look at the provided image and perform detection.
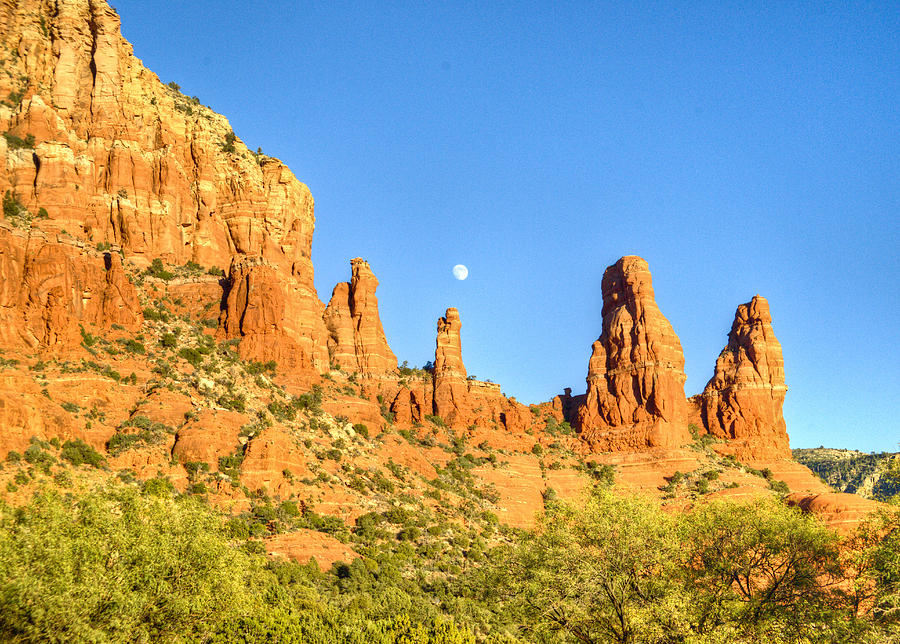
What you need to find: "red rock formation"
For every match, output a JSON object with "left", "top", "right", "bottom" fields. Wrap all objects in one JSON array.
[
  {"left": 575, "top": 256, "right": 691, "bottom": 451},
  {"left": 786, "top": 492, "right": 881, "bottom": 534},
  {"left": 0, "top": 225, "right": 142, "bottom": 350},
  {"left": 381, "top": 307, "right": 534, "bottom": 433},
  {"left": 40, "top": 286, "right": 77, "bottom": 351},
  {"left": 84, "top": 252, "right": 143, "bottom": 330},
  {"left": 323, "top": 258, "right": 397, "bottom": 374},
  {"left": 390, "top": 385, "right": 432, "bottom": 425},
  {"left": 0, "top": 0, "right": 321, "bottom": 298},
  {"left": 432, "top": 308, "right": 469, "bottom": 426},
  {"left": 698, "top": 295, "right": 790, "bottom": 460},
  {"left": 218, "top": 255, "right": 329, "bottom": 372}
]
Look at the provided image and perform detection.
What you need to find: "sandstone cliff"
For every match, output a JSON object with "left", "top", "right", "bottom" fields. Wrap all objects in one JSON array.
[
  {"left": 1, "top": 0, "right": 316, "bottom": 274},
  {"left": 0, "top": 222, "right": 142, "bottom": 351},
  {"left": 574, "top": 256, "right": 691, "bottom": 451},
  {"left": 217, "top": 255, "right": 329, "bottom": 372},
  {"left": 433, "top": 308, "right": 469, "bottom": 425},
  {"left": 0, "top": 0, "right": 329, "bottom": 371},
  {"left": 697, "top": 295, "right": 790, "bottom": 459}
]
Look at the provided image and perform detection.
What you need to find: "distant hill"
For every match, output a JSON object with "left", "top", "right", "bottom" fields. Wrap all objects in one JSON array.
[{"left": 793, "top": 448, "right": 899, "bottom": 500}]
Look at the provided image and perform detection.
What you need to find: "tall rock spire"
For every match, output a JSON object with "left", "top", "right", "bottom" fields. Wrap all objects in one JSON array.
[
  {"left": 699, "top": 295, "right": 790, "bottom": 459},
  {"left": 433, "top": 307, "right": 469, "bottom": 426},
  {"left": 323, "top": 258, "right": 397, "bottom": 375},
  {"left": 575, "top": 256, "right": 690, "bottom": 450}
]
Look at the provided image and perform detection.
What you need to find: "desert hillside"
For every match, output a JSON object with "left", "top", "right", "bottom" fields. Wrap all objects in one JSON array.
[{"left": 794, "top": 447, "right": 900, "bottom": 500}]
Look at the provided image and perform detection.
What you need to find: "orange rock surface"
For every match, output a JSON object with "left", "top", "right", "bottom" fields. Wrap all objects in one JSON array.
[
  {"left": 323, "top": 258, "right": 397, "bottom": 375},
  {"left": 0, "top": 0, "right": 318, "bottom": 279},
  {"left": 786, "top": 492, "right": 882, "bottom": 534},
  {"left": 218, "top": 255, "right": 329, "bottom": 372},
  {"left": 0, "top": 226, "right": 142, "bottom": 351},
  {"left": 574, "top": 256, "right": 691, "bottom": 451},
  {"left": 698, "top": 295, "right": 791, "bottom": 460},
  {"left": 433, "top": 308, "right": 469, "bottom": 426}
]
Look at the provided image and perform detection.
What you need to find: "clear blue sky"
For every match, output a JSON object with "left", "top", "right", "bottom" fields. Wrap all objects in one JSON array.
[{"left": 113, "top": 1, "right": 898, "bottom": 453}]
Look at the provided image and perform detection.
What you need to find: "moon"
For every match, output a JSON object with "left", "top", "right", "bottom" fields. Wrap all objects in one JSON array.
[{"left": 452, "top": 264, "right": 469, "bottom": 281}]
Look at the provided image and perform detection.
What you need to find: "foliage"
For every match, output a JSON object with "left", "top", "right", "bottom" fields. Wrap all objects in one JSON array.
[
  {"left": 0, "top": 489, "right": 270, "bottom": 641},
  {"left": 794, "top": 447, "right": 900, "bottom": 500},
  {"left": 221, "top": 130, "right": 237, "bottom": 153},
  {"left": 482, "top": 487, "right": 888, "bottom": 643},
  {"left": 107, "top": 416, "right": 172, "bottom": 455},
  {"left": 483, "top": 488, "right": 684, "bottom": 643},
  {"left": 2, "top": 131, "right": 35, "bottom": 149},
  {"left": 2, "top": 191, "right": 32, "bottom": 228},
  {"left": 60, "top": 439, "right": 105, "bottom": 468},
  {"left": 144, "top": 258, "right": 175, "bottom": 281}
]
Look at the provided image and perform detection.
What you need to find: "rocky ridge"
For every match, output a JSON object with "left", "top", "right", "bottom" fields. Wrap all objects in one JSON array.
[{"left": 0, "top": 0, "right": 877, "bottom": 566}]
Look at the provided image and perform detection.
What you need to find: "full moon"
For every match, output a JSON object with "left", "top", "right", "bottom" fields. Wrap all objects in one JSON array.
[{"left": 452, "top": 264, "right": 469, "bottom": 281}]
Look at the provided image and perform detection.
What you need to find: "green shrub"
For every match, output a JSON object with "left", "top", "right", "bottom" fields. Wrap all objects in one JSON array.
[
  {"left": 424, "top": 414, "right": 445, "bottom": 428},
  {"left": 142, "top": 306, "right": 169, "bottom": 322},
  {"left": 141, "top": 476, "right": 175, "bottom": 496},
  {"left": 60, "top": 439, "right": 105, "bottom": 468},
  {"left": 23, "top": 445, "right": 55, "bottom": 469},
  {"left": 217, "top": 394, "right": 246, "bottom": 413},
  {"left": 221, "top": 130, "right": 237, "bottom": 153},
  {"left": 144, "top": 258, "right": 175, "bottom": 281},
  {"left": 187, "top": 482, "right": 208, "bottom": 495},
  {"left": 2, "top": 191, "right": 31, "bottom": 228},
  {"left": 322, "top": 448, "right": 342, "bottom": 462},
  {"left": 2, "top": 131, "right": 35, "bottom": 149},
  {"left": 267, "top": 399, "right": 296, "bottom": 423},
  {"left": 769, "top": 479, "right": 790, "bottom": 495},
  {"left": 121, "top": 338, "right": 145, "bottom": 355},
  {"left": 178, "top": 347, "right": 203, "bottom": 367},
  {"left": 244, "top": 360, "right": 277, "bottom": 376}
]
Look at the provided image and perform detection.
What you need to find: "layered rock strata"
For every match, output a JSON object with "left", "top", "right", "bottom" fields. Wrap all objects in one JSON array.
[
  {"left": 217, "top": 255, "right": 329, "bottom": 372},
  {"left": 433, "top": 308, "right": 469, "bottom": 424},
  {"left": 323, "top": 258, "right": 397, "bottom": 375},
  {"left": 697, "top": 295, "right": 790, "bottom": 459},
  {"left": 574, "top": 256, "right": 691, "bottom": 450},
  {"left": 0, "top": 225, "right": 141, "bottom": 351},
  {"left": 0, "top": 0, "right": 317, "bottom": 276},
  {"left": 1, "top": 0, "right": 327, "bottom": 371}
]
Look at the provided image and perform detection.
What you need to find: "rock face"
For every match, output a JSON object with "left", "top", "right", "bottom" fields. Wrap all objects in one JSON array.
[
  {"left": 1, "top": 0, "right": 326, "bottom": 362},
  {"left": 382, "top": 307, "right": 535, "bottom": 433},
  {"left": 698, "top": 296, "right": 790, "bottom": 459},
  {"left": 323, "top": 258, "right": 397, "bottom": 375},
  {"left": 574, "top": 256, "right": 691, "bottom": 451},
  {"left": 433, "top": 308, "right": 469, "bottom": 425},
  {"left": 218, "top": 255, "right": 329, "bottom": 372},
  {"left": 84, "top": 252, "right": 142, "bottom": 331},
  {"left": 0, "top": 225, "right": 142, "bottom": 351},
  {"left": 0, "top": 0, "right": 317, "bottom": 274}
]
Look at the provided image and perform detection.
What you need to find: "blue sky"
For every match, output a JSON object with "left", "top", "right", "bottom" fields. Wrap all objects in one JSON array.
[{"left": 113, "top": 1, "right": 898, "bottom": 453}]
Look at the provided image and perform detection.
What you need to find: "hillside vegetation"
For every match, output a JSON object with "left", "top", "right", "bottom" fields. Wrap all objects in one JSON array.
[
  {"left": 0, "top": 481, "right": 898, "bottom": 643},
  {"left": 794, "top": 447, "right": 900, "bottom": 500}
]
